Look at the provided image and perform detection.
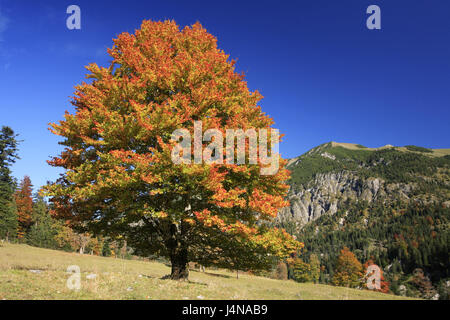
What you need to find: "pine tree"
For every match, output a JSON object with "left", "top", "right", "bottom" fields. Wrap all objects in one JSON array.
[
  {"left": 309, "top": 254, "right": 321, "bottom": 283},
  {"left": 0, "top": 126, "right": 20, "bottom": 241},
  {"left": 102, "top": 238, "right": 112, "bottom": 257},
  {"left": 27, "top": 197, "right": 57, "bottom": 248}
]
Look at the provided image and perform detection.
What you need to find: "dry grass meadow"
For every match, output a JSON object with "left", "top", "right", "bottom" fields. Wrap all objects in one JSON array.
[{"left": 0, "top": 243, "right": 418, "bottom": 300}]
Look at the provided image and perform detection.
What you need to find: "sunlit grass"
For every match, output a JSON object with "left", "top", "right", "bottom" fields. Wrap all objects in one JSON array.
[{"left": 0, "top": 243, "right": 416, "bottom": 300}]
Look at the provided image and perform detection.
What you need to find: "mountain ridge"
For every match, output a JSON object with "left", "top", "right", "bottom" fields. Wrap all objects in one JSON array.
[
  {"left": 287, "top": 141, "right": 450, "bottom": 167},
  {"left": 281, "top": 141, "right": 450, "bottom": 228}
]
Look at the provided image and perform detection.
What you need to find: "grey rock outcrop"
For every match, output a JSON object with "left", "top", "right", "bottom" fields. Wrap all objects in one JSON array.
[{"left": 277, "top": 171, "right": 414, "bottom": 228}]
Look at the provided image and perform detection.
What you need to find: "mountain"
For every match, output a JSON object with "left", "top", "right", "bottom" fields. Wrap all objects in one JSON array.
[
  {"left": 276, "top": 142, "right": 450, "bottom": 299},
  {"left": 278, "top": 142, "right": 450, "bottom": 228}
]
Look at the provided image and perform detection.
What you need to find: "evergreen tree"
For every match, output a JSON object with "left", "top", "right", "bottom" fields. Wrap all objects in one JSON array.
[
  {"left": 102, "top": 238, "right": 112, "bottom": 257},
  {"left": 0, "top": 126, "right": 20, "bottom": 241},
  {"left": 0, "top": 199, "right": 18, "bottom": 242},
  {"left": 309, "top": 254, "right": 321, "bottom": 283},
  {"left": 27, "top": 197, "right": 57, "bottom": 249}
]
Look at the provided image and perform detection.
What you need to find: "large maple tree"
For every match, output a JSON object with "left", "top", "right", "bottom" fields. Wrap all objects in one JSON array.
[{"left": 44, "top": 20, "right": 301, "bottom": 280}]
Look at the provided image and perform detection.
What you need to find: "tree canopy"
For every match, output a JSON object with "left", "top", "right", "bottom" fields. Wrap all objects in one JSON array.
[{"left": 43, "top": 20, "right": 301, "bottom": 280}]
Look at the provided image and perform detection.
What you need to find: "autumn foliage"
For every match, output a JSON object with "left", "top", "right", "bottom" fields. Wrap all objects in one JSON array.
[
  {"left": 43, "top": 20, "right": 302, "bottom": 280},
  {"left": 14, "top": 176, "right": 33, "bottom": 238},
  {"left": 332, "top": 247, "right": 364, "bottom": 288}
]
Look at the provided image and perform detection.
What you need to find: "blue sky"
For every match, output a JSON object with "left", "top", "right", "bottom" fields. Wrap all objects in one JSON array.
[{"left": 0, "top": 0, "right": 449, "bottom": 190}]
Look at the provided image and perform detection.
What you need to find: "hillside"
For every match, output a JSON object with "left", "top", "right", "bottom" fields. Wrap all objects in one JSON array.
[
  {"left": 276, "top": 142, "right": 450, "bottom": 299},
  {"left": 0, "top": 243, "right": 413, "bottom": 300},
  {"left": 280, "top": 141, "right": 450, "bottom": 226}
]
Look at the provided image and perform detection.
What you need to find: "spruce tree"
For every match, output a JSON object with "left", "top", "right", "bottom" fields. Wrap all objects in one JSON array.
[
  {"left": 0, "top": 126, "right": 20, "bottom": 241},
  {"left": 309, "top": 254, "right": 321, "bottom": 283},
  {"left": 27, "top": 197, "right": 57, "bottom": 248},
  {"left": 102, "top": 238, "right": 112, "bottom": 257}
]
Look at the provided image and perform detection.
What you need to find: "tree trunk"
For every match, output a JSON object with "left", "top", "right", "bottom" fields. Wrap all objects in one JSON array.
[
  {"left": 167, "top": 223, "right": 189, "bottom": 280},
  {"left": 170, "top": 248, "right": 189, "bottom": 280}
]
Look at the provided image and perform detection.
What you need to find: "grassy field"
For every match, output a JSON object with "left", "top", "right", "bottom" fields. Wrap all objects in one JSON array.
[{"left": 0, "top": 243, "right": 415, "bottom": 300}]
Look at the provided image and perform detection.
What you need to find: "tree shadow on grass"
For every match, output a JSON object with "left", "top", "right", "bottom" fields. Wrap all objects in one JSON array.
[
  {"left": 201, "top": 271, "right": 232, "bottom": 279},
  {"left": 186, "top": 280, "right": 208, "bottom": 286},
  {"left": 159, "top": 273, "right": 208, "bottom": 286}
]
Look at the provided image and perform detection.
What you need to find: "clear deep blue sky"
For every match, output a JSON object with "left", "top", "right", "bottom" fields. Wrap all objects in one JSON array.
[{"left": 0, "top": 0, "right": 449, "bottom": 189}]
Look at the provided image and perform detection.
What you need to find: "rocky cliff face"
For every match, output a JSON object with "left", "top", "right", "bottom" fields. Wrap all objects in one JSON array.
[
  {"left": 277, "top": 171, "right": 416, "bottom": 227},
  {"left": 276, "top": 142, "right": 449, "bottom": 228}
]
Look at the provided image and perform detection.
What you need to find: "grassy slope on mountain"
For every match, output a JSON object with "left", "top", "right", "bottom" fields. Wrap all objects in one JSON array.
[
  {"left": 0, "top": 243, "right": 414, "bottom": 300},
  {"left": 288, "top": 142, "right": 450, "bottom": 197}
]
